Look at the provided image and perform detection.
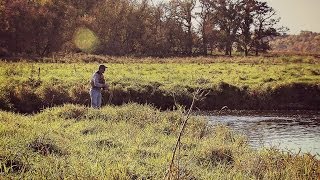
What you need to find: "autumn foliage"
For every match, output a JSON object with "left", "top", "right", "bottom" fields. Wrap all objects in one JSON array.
[
  {"left": 270, "top": 31, "right": 320, "bottom": 55},
  {"left": 0, "top": 0, "right": 286, "bottom": 57}
]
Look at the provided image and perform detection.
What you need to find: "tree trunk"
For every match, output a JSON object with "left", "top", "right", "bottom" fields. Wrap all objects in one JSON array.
[
  {"left": 225, "top": 41, "right": 232, "bottom": 56},
  {"left": 187, "top": 25, "right": 192, "bottom": 55},
  {"left": 202, "top": 29, "right": 208, "bottom": 55},
  {"left": 202, "top": 39, "right": 207, "bottom": 55},
  {"left": 201, "top": 23, "right": 207, "bottom": 55},
  {"left": 244, "top": 48, "right": 248, "bottom": 56},
  {"left": 225, "top": 45, "right": 229, "bottom": 55}
]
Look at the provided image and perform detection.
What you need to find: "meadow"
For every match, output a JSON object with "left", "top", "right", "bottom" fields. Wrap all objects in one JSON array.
[
  {"left": 0, "top": 103, "right": 319, "bottom": 179},
  {"left": 0, "top": 55, "right": 319, "bottom": 113}
]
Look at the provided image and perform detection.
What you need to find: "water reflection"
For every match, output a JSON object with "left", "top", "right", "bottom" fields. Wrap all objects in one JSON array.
[{"left": 206, "top": 111, "right": 320, "bottom": 156}]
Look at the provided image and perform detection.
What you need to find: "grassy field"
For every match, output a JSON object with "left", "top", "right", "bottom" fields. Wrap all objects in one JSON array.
[
  {"left": 0, "top": 55, "right": 319, "bottom": 112},
  {"left": 0, "top": 103, "right": 319, "bottom": 179},
  {"left": 1, "top": 56, "right": 319, "bottom": 88}
]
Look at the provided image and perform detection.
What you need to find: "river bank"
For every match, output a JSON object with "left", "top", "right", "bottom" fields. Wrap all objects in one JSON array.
[
  {"left": 0, "top": 57, "right": 319, "bottom": 113},
  {"left": 1, "top": 104, "right": 319, "bottom": 179},
  {"left": 0, "top": 81, "right": 319, "bottom": 113}
]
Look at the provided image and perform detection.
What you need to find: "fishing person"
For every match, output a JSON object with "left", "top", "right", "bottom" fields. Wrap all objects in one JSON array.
[{"left": 90, "top": 64, "right": 109, "bottom": 108}]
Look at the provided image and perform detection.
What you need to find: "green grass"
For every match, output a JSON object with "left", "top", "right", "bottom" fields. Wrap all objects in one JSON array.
[
  {"left": 0, "top": 104, "right": 319, "bottom": 179},
  {"left": 1, "top": 57, "right": 319, "bottom": 90},
  {"left": 0, "top": 56, "right": 319, "bottom": 112}
]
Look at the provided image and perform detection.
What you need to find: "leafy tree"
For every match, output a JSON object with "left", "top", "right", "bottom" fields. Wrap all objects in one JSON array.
[
  {"left": 198, "top": 0, "right": 214, "bottom": 55},
  {"left": 251, "top": 1, "right": 281, "bottom": 55},
  {"left": 0, "top": 0, "right": 77, "bottom": 56},
  {"left": 237, "top": 0, "right": 256, "bottom": 56},
  {"left": 199, "top": 0, "right": 242, "bottom": 56},
  {"left": 166, "top": 0, "right": 196, "bottom": 55},
  {"left": 0, "top": 0, "right": 286, "bottom": 57},
  {"left": 199, "top": 0, "right": 284, "bottom": 56}
]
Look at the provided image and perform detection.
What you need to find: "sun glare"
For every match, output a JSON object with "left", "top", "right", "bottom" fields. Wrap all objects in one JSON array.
[{"left": 73, "top": 27, "right": 99, "bottom": 53}]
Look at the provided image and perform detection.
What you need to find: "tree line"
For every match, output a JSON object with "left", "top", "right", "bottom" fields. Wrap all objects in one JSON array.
[{"left": 0, "top": 0, "right": 287, "bottom": 57}]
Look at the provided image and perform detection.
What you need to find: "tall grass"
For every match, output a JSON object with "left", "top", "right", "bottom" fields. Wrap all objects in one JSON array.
[{"left": 0, "top": 104, "right": 319, "bottom": 179}]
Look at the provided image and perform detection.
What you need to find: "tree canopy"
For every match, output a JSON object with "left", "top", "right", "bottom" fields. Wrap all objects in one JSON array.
[{"left": 0, "top": 0, "right": 286, "bottom": 57}]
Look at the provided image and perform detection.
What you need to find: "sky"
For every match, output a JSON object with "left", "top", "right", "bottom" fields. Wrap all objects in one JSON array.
[
  {"left": 263, "top": 0, "right": 320, "bottom": 34},
  {"left": 154, "top": 0, "right": 320, "bottom": 34}
]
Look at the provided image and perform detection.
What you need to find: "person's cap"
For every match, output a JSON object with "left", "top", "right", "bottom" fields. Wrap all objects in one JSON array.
[{"left": 99, "top": 64, "right": 107, "bottom": 69}]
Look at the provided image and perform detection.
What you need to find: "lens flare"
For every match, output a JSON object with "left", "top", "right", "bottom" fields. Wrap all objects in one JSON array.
[{"left": 74, "top": 28, "right": 99, "bottom": 53}]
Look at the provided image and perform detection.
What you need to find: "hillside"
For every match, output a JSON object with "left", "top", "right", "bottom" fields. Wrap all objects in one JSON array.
[{"left": 270, "top": 31, "right": 320, "bottom": 55}]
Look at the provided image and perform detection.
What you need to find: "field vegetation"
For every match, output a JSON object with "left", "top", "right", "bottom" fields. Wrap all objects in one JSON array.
[
  {"left": 0, "top": 55, "right": 319, "bottom": 113},
  {"left": 1, "top": 0, "right": 319, "bottom": 178},
  {"left": 0, "top": 103, "right": 319, "bottom": 179}
]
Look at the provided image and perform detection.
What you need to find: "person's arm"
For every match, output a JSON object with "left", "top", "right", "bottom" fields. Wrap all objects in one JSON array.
[
  {"left": 102, "top": 75, "right": 109, "bottom": 90},
  {"left": 93, "top": 73, "right": 106, "bottom": 88},
  {"left": 104, "top": 82, "right": 109, "bottom": 90}
]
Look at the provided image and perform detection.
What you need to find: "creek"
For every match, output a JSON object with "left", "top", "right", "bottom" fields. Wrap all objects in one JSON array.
[{"left": 205, "top": 111, "right": 320, "bottom": 156}]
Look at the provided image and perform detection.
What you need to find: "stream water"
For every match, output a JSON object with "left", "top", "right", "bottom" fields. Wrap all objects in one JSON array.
[{"left": 206, "top": 111, "right": 320, "bottom": 156}]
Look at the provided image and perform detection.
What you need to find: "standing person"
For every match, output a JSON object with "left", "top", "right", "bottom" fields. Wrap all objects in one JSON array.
[{"left": 90, "top": 64, "right": 108, "bottom": 108}]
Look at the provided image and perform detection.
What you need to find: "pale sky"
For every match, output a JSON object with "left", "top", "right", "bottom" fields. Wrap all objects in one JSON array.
[
  {"left": 263, "top": 0, "right": 320, "bottom": 34},
  {"left": 154, "top": 0, "right": 320, "bottom": 34}
]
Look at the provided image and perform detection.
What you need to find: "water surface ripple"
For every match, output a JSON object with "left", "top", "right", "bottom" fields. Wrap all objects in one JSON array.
[{"left": 206, "top": 111, "right": 320, "bottom": 156}]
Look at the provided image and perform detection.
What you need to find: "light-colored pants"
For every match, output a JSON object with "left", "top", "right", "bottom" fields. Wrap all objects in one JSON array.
[{"left": 90, "top": 88, "right": 102, "bottom": 108}]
